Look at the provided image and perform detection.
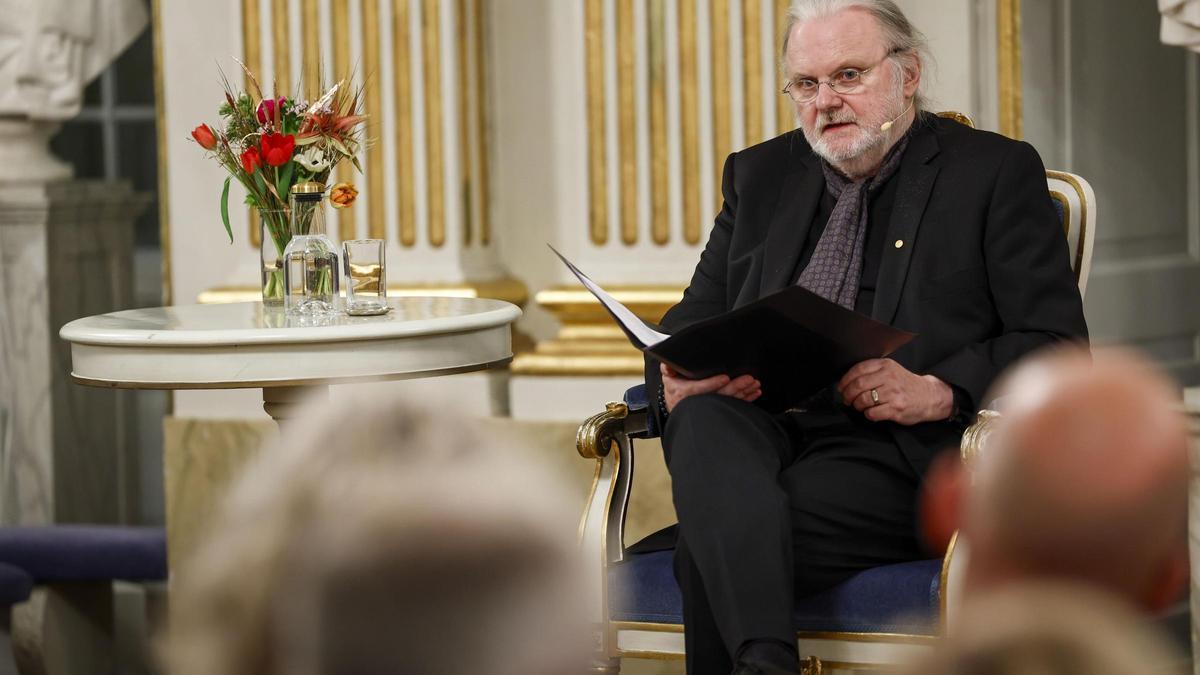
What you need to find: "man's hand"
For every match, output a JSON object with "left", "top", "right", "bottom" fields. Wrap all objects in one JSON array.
[
  {"left": 837, "top": 358, "right": 954, "bottom": 425},
  {"left": 660, "top": 364, "right": 761, "bottom": 413}
]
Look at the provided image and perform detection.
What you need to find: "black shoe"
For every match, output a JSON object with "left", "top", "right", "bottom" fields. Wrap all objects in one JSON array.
[{"left": 731, "top": 640, "right": 800, "bottom": 674}]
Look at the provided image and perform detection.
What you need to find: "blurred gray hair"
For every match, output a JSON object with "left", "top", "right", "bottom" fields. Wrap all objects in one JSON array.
[
  {"left": 781, "top": 0, "right": 932, "bottom": 111},
  {"left": 165, "top": 390, "right": 587, "bottom": 675}
]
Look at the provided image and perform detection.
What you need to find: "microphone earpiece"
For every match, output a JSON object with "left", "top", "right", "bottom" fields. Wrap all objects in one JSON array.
[{"left": 880, "top": 100, "right": 914, "bottom": 132}]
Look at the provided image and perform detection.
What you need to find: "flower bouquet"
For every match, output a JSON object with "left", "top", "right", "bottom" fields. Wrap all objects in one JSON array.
[{"left": 190, "top": 66, "right": 365, "bottom": 304}]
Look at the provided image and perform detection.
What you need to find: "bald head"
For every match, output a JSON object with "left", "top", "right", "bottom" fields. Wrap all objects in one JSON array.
[{"left": 965, "top": 348, "right": 1189, "bottom": 610}]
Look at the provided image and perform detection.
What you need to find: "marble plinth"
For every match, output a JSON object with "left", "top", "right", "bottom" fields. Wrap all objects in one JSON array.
[{"left": 0, "top": 180, "right": 148, "bottom": 524}]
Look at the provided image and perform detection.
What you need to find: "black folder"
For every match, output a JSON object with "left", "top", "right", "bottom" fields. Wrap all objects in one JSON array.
[{"left": 553, "top": 247, "right": 916, "bottom": 413}]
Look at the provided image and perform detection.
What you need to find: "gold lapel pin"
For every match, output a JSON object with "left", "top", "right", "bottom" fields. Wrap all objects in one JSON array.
[{"left": 894, "top": 239, "right": 904, "bottom": 249}]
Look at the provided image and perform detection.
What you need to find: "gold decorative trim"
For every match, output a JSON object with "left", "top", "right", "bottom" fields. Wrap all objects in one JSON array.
[
  {"left": 243, "top": 0, "right": 264, "bottom": 248},
  {"left": 960, "top": 408, "right": 1001, "bottom": 465},
  {"left": 302, "top": 0, "right": 320, "bottom": 98},
  {"left": 456, "top": 0, "right": 472, "bottom": 245},
  {"left": 578, "top": 457, "right": 604, "bottom": 543},
  {"left": 585, "top": 0, "right": 608, "bottom": 246},
  {"left": 577, "top": 402, "right": 629, "bottom": 459},
  {"left": 679, "top": 0, "right": 701, "bottom": 244},
  {"left": 196, "top": 277, "right": 529, "bottom": 306},
  {"left": 152, "top": 0, "right": 172, "bottom": 305},
  {"left": 935, "top": 110, "right": 975, "bottom": 129},
  {"left": 997, "top": 0, "right": 1023, "bottom": 139},
  {"left": 710, "top": 0, "right": 731, "bottom": 212},
  {"left": 939, "top": 530, "right": 958, "bottom": 632},
  {"left": 332, "top": 0, "right": 357, "bottom": 241},
  {"left": 362, "top": 0, "right": 385, "bottom": 239},
  {"left": 743, "top": 0, "right": 763, "bottom": 145},
  {"left": 271, "top": 0, "right": 291, "bottom": 95},
  {"left": 648, "top": 0, "right": 669, "bottom": 245},
  {"left": 393, "top": 0, "right": 417, "bottom": 245},
  {"left": 423, "top": 0, "right": 446, "bottom": 247},
  {"left": 1045, "top": 170, "right": 1090, "bottom": 286},
  {"left": 71, "top": 359, "right": 513, "bottom": 391},
  {"left": 512, "top": 285, "right": 681, "bottom": 375},
  {"left": 774, "top": 0, "right": 793, "bottom": 136},
  {"left": 612, "top": 622, "right": 937, "bottom": 644},
  {"left": 472, "top": 0, "right": 491, "bottom": 244},
  {"left": 617, "top": 0, "right": 638, "bottom": 245}
]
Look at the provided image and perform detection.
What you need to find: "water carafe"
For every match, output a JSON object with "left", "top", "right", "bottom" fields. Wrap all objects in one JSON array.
[{"left": 283, "top": 182, "right": 340, "bottom": 315}]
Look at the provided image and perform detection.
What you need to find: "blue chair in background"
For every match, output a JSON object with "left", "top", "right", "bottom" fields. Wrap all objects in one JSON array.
[
  {"left": 0, "top": 526, "right": 166, "bottom": 675},
  {"left": 0, "top": 563, "right": 33, "bottom": 675},
  {"left": 574, "top": 119, "right": 1097, "bottom": 672}
]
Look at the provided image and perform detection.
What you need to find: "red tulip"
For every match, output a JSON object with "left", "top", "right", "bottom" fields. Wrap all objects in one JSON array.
[
  {"left": 260, "top": 133, "right": 295, "bottom": 167},
  {"left": 256, "top": 97, "right": 287, "bottom": 125},
  {"left": 240, "top": 146, "right": 263, "bottom": 174},
  {"left": 191, "top": 124, "right": 217, "bottom": 150}
]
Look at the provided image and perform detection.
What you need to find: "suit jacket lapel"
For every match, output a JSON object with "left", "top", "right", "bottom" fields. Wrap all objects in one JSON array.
[
  {"left": 760, "top": 151, "right": 825, "bottom": 295},
  {"left": 871, "top": 123, "right": 941, "bottom": 324}
]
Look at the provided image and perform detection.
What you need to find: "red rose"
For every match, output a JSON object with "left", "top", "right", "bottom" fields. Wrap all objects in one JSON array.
[
  {"left": 240, "top": 146, "right": 263, "bottom": 174},
  {"left": 256, "top": 97, "right": 287, "bottom": 125},
  {"left": 191, "top": 124, "right": 217, "bottom": 150},
  {"left": 260, "top": 133, "right": 295, "bottom": 167}
]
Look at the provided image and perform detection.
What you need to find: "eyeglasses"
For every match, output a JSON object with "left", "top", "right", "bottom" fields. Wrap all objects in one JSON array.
[{"left": 781, "top": 48, "right": 902, "bottom": 104}]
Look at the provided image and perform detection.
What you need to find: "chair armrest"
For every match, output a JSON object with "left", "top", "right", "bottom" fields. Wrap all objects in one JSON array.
[
  {"left": 960, "top": 409, "right": 1002, "bottom": 466},
  {"left": 622, "top": 384, "right": 659, "bottom": 439}
]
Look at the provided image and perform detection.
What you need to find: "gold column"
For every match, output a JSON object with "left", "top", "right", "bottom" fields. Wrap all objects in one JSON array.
[
  {"left": 617, "top": 0, "right": 638, "bottom": 245},
  {"left": 679, "top": 0, "right": 701, "bottom": 244},
  {"left": 393, "top": 0, "right": 417, "bottom": 246},
  {"left": 457, "top": 0, "right": 473, "bottom": 245},
  {"left": 648, "top": 0, "right": 669, "bottom": 245},
  {"left": 472, "top": 0, "right": 491, "bottom": 245},
  {"left": 774, "top": 0, "right": 792, "bottom": 136},
  {"left": 332, "top": 0, "right": 357, "bottom": 241},
  {"left": 302, "top": 0, "right": 320, "bottom": 98},
  {"left": 710, "top": 0, "right": 731, "bottom": 212},
  {"left": 243, "top": 0, "right": 264, "bottom": 247},
  {"left": 423, "top": 0, "right": 446, "bottom": 247},
  {"left": 585, "top": 0, "right": 608, "bottom": 245},
  {"left": 362, "top": 0, "right": 386, "bottom": 238},
  {"left": 997, "top": 0, "right": 1023, "bottom": 139},
  {"left": 271, "top": 0, "right": 290, "bottom": 95},
  {"left": 743, "top": 0, "right": 763, "bottom": 145}
]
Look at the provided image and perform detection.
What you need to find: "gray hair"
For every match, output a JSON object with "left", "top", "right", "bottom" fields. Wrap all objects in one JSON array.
[{"left": 780, "top": 0, "right": 932, "bottom": 111}]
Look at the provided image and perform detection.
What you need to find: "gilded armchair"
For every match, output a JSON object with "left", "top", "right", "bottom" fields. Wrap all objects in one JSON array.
[{"left": 574, "top": 155, "right": 1096, "bottom": 673}]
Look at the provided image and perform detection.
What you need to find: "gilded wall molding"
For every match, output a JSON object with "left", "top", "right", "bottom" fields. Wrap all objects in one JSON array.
[
  {"left": 236, "top": 0, "right": 490, "bottom": 249},
  {"left": 511, "top": 286, "right": 683, "bottom": 376},
  {"left": 583, "top": 0, "right": 795, "bottom": 251},
  {"left": 997, "top": 0, "right": 1023, "bottom": 139},
  {"left": 196, "top": 277, "right": 528, "bottom": 307}
]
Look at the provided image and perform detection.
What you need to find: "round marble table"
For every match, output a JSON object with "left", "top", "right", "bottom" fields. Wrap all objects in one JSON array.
[{"left": 59, "top": 297, "right": 522, "bottom": 420}]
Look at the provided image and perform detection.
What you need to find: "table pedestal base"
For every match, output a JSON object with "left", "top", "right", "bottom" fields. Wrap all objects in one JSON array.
[{"left": 262, "top": 385, "right": 329, "bottom": 424}]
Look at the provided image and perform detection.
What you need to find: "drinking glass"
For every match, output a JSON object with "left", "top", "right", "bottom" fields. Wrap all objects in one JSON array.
[{"left": 342, "top": 239, "right": 388, "bottom": 315}]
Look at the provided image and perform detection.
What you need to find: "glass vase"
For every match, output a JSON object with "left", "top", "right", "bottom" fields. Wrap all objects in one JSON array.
[{"left": 258, "top": 209, "right": 291, "bottom": 307}]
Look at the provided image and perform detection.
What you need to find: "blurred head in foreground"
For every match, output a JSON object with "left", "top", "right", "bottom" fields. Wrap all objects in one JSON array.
[
  {"left": 166, "top": 391, "right": 586, "bottom": 675},
  {"left": 903, "top": 582, "right": 1182, "bottom": 675},
  {"left": 956, "top": 347, "right": 1190, "bottom": 611}
]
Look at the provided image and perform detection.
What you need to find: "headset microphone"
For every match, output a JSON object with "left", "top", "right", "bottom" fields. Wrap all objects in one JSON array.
[{"left": 879, "top": 100, "right": 914, "bottom": 132}]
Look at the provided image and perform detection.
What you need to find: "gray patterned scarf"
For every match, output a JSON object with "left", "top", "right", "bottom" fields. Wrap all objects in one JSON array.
[{"left": 796, "top": 134, "right": 911, "bottom": 309}]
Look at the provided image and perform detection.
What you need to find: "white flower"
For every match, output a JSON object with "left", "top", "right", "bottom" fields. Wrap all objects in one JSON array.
[{"left": 294, "top": 147, "right": 330, "bottom": 173}]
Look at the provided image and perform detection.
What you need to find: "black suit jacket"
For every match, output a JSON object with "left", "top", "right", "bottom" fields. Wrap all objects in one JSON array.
[{"left": 646, "top": 113, "right": 1089, "bottom": 474}]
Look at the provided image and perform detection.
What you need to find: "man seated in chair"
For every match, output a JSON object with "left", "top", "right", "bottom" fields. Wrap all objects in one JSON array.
[{"left": 642, "top": 1, "right": 1088, "bottom": 673}]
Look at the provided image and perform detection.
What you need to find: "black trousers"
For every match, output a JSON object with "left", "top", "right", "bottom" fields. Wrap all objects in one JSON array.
[{"left": 662, "top": 393, "right": 932, "bottom": 674}]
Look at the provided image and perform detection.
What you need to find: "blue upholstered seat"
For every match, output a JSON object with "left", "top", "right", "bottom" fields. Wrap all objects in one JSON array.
[
  {"left": 0, "top": 562, "right": 33, "bottom": 607},
  {"left": 0, "top": 526, "right": 167, "bottom": 583},
  {"left": 610, "top": 549, "right": 942, "bottom": 634}
]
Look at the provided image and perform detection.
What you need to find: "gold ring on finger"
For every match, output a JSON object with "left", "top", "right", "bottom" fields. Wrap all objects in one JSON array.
[{"left": 870, "top": 388, "right": 880, "bottom": 405}]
